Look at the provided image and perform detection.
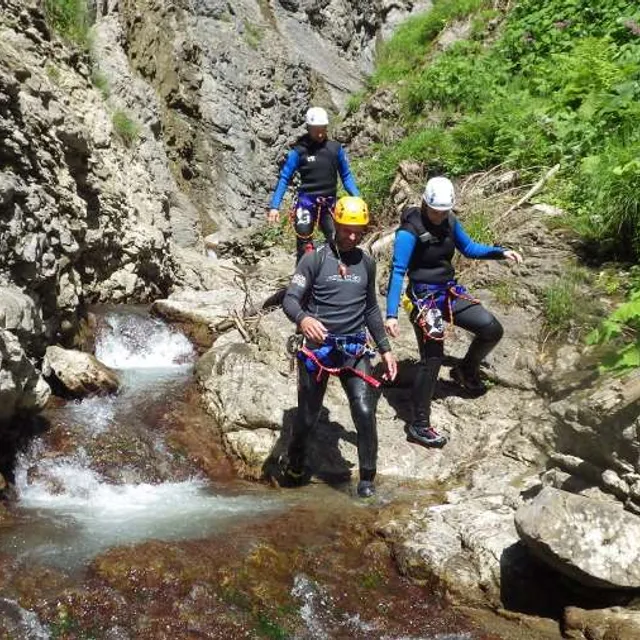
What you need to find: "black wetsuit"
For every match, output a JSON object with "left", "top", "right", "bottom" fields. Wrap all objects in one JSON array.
[
  {"left": 283, "top": 244, "right": 390, "bottom": 481},
  {"left": 270, "top": 135, "right": 359, "bottom": 262},
  {"left": 387, "top": 207, "right": 505, "bottom": 426}
]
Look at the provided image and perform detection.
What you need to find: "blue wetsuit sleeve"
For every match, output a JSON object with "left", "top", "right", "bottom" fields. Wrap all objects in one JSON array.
[
  {"left": 453, "top": 218, "right": 505, "bottom": 259},
  {"left": 386, "top": 230, "right": 416, "bottom": 318},
  {"left": 269, "top": 150, "right": 300, "bottom": 209},
  {"left": 337, "top": 146, "right": 360, "bottom": 196}
]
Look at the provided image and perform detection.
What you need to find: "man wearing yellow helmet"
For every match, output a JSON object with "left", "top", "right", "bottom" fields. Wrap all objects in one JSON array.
[{"left": 281, "top": 196, "right": 397, "bottom": 498}]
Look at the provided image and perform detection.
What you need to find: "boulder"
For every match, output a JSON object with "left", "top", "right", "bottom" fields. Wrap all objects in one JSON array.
[
  {"left": 42, "top": 346, "right": 120, "bottom": 398},
  {"left": 0, "top": 286, "right": 45, "bottom": 355},
  {"left": 515, "top": 487, "right": 640, "bottom": 589},
  {"left": 549, "top": 369, "right": 640, "bottom": 474},
  {"left": 0, "top": 329, "right": 50, "bottom": 421},
  {"left": 564, "top": 606, "right": 640, "bottom": 640}
]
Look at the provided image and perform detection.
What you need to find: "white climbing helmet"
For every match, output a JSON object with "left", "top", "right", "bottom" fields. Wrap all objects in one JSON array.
[
  {"left": 305, "top": 106, "right": 329, "bottom": 127},
  {"left": 423, "top": 176, "right": 455, "bottom": 211}
]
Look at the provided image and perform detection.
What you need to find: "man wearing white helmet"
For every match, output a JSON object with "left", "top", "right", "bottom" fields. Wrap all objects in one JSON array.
[
  {"left": 384, "top": 176, "right": 523, "bottom": 448},
  {"left": 267, "top": 106, "right": 360, "bottom": 262}
]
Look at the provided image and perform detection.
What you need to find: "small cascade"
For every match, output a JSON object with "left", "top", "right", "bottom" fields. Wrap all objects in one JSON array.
[
  {"left": 0, "top": 309, "right": 282, "bottom": 569},
  {"left": 94, "top": 310, "right": 195, "bottom": 370}
]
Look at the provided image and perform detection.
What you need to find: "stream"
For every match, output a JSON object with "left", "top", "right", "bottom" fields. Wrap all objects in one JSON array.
[{"left": 0, "top": 308, "right": 525, "bottom": 639}]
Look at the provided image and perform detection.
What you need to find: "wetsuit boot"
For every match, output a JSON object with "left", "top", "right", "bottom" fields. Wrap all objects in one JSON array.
[
  {"left": 450, "top": 316, "right": 504, "bottom": 395},
  {"left": 409, "top": 353, "right": 447, "bottom": 448},
  {"left": 357, "top": 468, "right": 376, "bottom": 498}
]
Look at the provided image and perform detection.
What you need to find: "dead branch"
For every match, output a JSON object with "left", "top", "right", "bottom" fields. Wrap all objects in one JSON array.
[
  {"left": 370, "top": 230, "right": 397, "bottom": 257},
  {"left": 495, "top": 164, "right": 560, "bottom": 224},
  {"left": 232, "top": 309, "right": 251, "bottom": 342}
]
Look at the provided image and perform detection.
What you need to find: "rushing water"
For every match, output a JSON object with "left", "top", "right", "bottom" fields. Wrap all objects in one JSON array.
[
  {"left": 0, "top": 309, "right": 529, "bottom": 639},
  {"left": 0, "top": 310, "right": 284, "bottom": 570}
]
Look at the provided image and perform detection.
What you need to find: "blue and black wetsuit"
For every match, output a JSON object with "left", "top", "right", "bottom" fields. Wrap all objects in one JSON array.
[
  {"left": 386, "top": 206, "right": 505, "bottom": 424},
  {"left": 283, "top": 244, "right": 390, "bottom": 483},
  {"left": 270, "top": 135, "right": 359, "bottom": 261}
]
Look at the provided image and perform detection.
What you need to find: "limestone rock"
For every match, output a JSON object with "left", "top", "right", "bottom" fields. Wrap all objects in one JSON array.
[
  {"left": 564, "top": 606, "right": 640, "bottom": 640},
  {"left": 549, "top": 369, "right": 640, "bottom": 475},
  {"left": 42, "top": 345, "right": 120, "bottom": 398},
  {"left": 516, "top": 487, "right": 640, "bottom": 589},
  {"left": 0, "top": 329, "right": 50, "bottom": 421}
]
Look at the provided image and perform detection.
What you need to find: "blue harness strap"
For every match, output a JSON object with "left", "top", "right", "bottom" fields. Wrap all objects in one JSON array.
[
  {"left": 408, "top": 281, "right": 479, "bottom": 341},
  {"left": 290, "top": 193, "right": 337, "bottom": 240},
  {"left": 297, "top": 332, "right": 380, "bottom": 387}
]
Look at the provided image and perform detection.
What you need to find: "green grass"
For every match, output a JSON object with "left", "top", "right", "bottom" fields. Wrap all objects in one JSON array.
[
  {"left": 355, "top": 0, "right": 640, "bottom": 262},
  {"left": 373, "top": 0, "right": 491, "bottom": 85},
  {"left": 91, "top": 68, "right": 110, "bottom": 99},
  {"left": 489, "top": 280, "right": 518, "bottom": 306},
  {"left": 243, "top": 20, "right": 264, "bottom": 49},
  {"left": 45, "top": 63, "right": 61, "bottom": 83},
  {"left": 460, "top": 209, "right": 496, "bottom": 245},
  {"left": 543, "top": 278, "right": 577, "bottom": 334},
  {"left": 542, "top": 267, "right": 594, "bottom": 336},
  {"left": 43, "top": 0, "right": 90, "bottom": 48},
  {"left": 112, "top": 110, "right": 139, "bottom": 147},
  {"left": 255, "top": 613, "right": 289, "bottom": 639},
  {"left": 346, "top": 91, "right": 365, "bottom": 116}
]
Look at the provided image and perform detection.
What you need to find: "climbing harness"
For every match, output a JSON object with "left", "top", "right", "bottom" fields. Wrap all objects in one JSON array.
[
  {"left": 289, "top": 332, "right": 381, "bottom": 388},
  {"left": 403, "top": 281, "right": 478, "bottom": 342},
  {"left": 289, "top": 194, "right": 336, "bottom": 241}
]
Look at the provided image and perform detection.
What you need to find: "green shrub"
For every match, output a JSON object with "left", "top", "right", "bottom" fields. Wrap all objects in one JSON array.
[
  {"left": 587, "top": 289, "right": 640, "bottom": 372},
  {"left": 91, "top": 69, "right": 110, "bottom": 99},
  {"left": 112, "top": 110, "right": 139, "bottom": 147},
  {"left": 43, "top": 0, "right": 90, "bottom": 47},
  {"left": 373, "top": 0, "right": 491, "bottom": 85},
  {"left": 354, "top": 0, "right": 640, "bottom": 260}
]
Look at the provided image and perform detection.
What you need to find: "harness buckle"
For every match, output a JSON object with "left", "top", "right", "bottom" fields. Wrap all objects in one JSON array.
[{"left": 286, "top": 334, "right": 304, "bottom": 356}]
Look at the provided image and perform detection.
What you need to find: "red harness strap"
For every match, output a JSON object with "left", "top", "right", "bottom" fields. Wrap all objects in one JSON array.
[
  {"left": 415, "top": 285, "right": 479, "bottom": 342},
  {"left": 289, "top": 196, "right": 334, "bottom": 240},
  {"left": 299, "top": 345, "right": 381, "bottom": 388}
]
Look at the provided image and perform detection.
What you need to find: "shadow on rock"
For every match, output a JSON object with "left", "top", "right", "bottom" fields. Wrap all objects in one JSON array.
[
  {"left": 499, "top": 542, "right": 640, "bottom": 620},
  {"left": 0, "top": 413, "right": 50, "bottom": 487},
  {"left": 263, "top": 406, "right": 356, "bottom": 489},
  {"left": 377, "top": 358, "right": 470, "bottom": 429}
]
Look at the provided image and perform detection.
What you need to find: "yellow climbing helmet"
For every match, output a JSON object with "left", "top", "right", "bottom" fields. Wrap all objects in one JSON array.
[{"left": 334, "top": 196, "right": 370, "bottom": 226}]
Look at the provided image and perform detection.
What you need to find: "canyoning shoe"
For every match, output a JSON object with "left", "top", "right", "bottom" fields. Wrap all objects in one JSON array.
[
  {"left": 279, "top": 459, "right": 311, "bottom": 488},
  {"left": 450, "top": 365, "right": 487, "bottom": 395},
  {"left": 357, "top": 480, "right": 376, "bottom": 498},
  {"left": 406, "top": 422, "right": 448, "bottom": 449}
]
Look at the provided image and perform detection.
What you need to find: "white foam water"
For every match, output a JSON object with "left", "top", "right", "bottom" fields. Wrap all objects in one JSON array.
[
  {"left": 8, "top": 449, "right": 278, "bottom": 568},
  {"left": 95, "top": 312, "right": 195, "bottom": 370}
]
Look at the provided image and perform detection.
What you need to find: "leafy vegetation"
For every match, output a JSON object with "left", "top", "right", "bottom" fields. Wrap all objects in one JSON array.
[
  {"left": 360, "top": 0, "right": 640, "bottom": 263},
  {"left": 588, "top": 265, "right": 640, "bottom": 372},
  {"left": 43, "top": 0, "right": 90, "bottom": 48}
]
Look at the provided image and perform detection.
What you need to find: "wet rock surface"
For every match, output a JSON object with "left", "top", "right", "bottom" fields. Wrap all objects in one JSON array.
[
  {"left": 42, "top": 345, "right": 120, "bottom": 398},
  {"left": 563, "top": 606, "right": 640, "bottom": 640}
]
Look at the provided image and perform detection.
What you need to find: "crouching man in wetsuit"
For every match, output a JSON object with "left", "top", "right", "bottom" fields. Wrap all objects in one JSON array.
[{"left": 282, "top": 196, "right": 397, "bottom": 498}]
